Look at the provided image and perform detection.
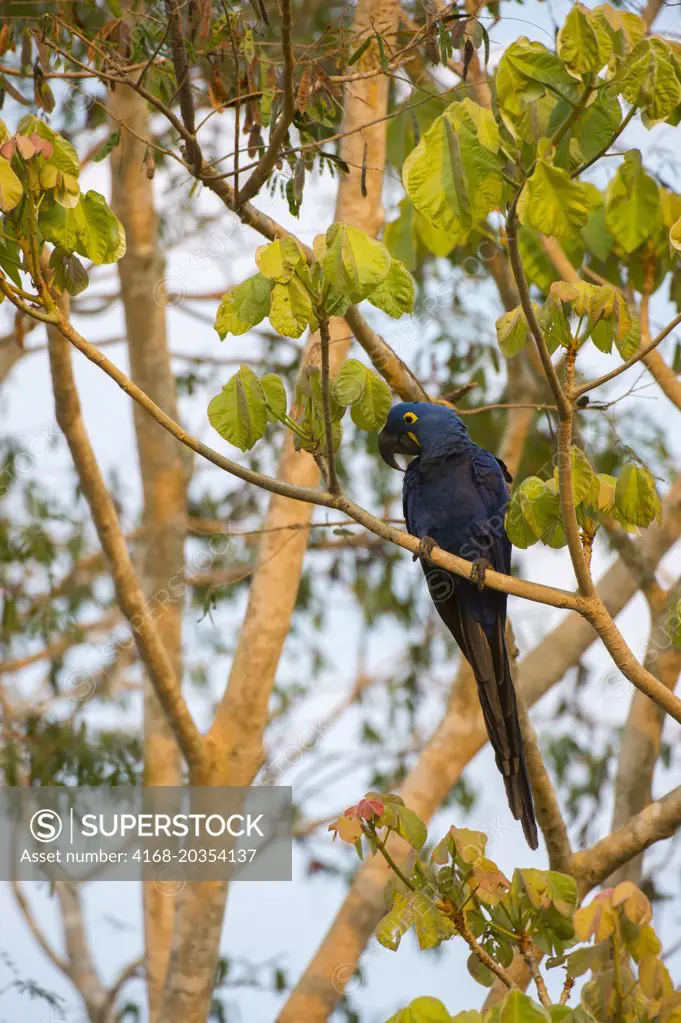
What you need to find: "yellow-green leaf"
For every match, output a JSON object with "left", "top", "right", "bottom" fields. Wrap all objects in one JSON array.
[
  {"left": 496, "top": 38, "right": 581, "bottom": 120},
  {"left": 619, "top": 38, "right": 681, "bottom": 121},
  {"left": 208, "top": 365, "right": 268, "bottom": 450},
  {"left": 386, "top": 996, "right": 453, "bottom": 1023},
  {"left": 557, "top": 3, "right": 612, "bottom": 75},
  {"left": 376, "top": 891, "right": 413, "bottom": 951},
  {"left": 255, "top": 236, "right": 306, "bottom": 282},
  {"left": 394, "top": 805, "right": 427, "bottom": 851},
  {"left": 269, "top": 277, "right": 313, "bottom": 337},
  {"left": 402, "top": 101, "right": 503, "bottom": 244},
  {"left": 0, "top": 157, "right": 23, "bottom": 213},
  {"left": 518, "top": 161, "right": 594, "bottom": 239},
  {"left": 410, "top": 892, "right": 456, "bottom": 950},
  {"left": 39, "top": 190, "right": 126, "bottom": 264},
  {"left": 499, "top": 990, "right": 550, "bottom": 1022},
  {"left": 671, "top": 215, "right": 681, "bottom": 251},
  {"left": 261, "top": 373, "right": 287, "bottom": 422},
  {"left": 323, "top": 222, "right": 391, "bottom": 303},
  {"left": 214, "top": 273, "right": 274, "bottom": 338},
  {"left": 505, "top": 490, "right": 540, "bottom": 549},
  {"left": 368, "top": 259, "right": 415, "bottom": 318},
  {"left": 496, "top": 305, "right": 532, "bottom": 358},
  {"left": 615, "top": 464, "right": 662, "bottom": 527},
  {"left": 604, "top": 150, "right": 661, "bottom": 254}
]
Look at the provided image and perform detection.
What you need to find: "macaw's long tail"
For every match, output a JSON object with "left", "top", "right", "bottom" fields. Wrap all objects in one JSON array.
[{"left": 424, "top": 569, "right": 538, "bottom": 850}]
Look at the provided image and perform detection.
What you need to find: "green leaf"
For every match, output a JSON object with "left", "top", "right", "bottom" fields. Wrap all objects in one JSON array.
[
  {"left": 467, "top": 952, "right": 495, "bottom": 988},
  {"left": 334, "top": 359, "right": 368, "bottom": 407},
  {"left": 351, "top": 372, "right": 391, "bottom": 432},
  {"left": 547, "top": 1009, "right": 573, "bottom": 1022},
  {"left": 394, "top": 805, "right": 427, "bottom": 850},
  {"left": 557, "top": 446, "right": 598, "bottom": 503},
  {"left": 92, "top": 129, "right": 121, "bottom": 163},
  {"left": 604, "top": 151, "right": 661, "bottom": 254},
  {"left": 39, "top": 191, "right": 126, "bottom": 264},
  {"left": 505, "top": 490, "right": 540, "bottom": 549},
  {"left": 333, "top": 360, "right": 391, "bottom": 431},
  {"left": 293, "top": 364, "right": 343, "bottom": 452},
  {"left": 214, "top": 274, "right": 274, "bottom": 338},
  {"left": 269, "top": 278, "right": 313, "bottom": 338},
  {"left": 499, "top": 990, "right": 550, "bottom": 1023},
  {"left": 402, "top": 100, "right": 503, "bottom": 244},
  {"left": 207, "top": 365, "right": 268, "bottom": 451},
  {"left": 323, "top": 222, "right": 391, "bottom": 303},
  {"left": 384, "top": 199, "right": 420, "bottom": 270},
  {"left": 615, "top": 464, "right": 662, "bottom": 527},
  {"left": 517, "top": 477, "right": 561, "bottom": 541},
  {"left": 619, "top": 39, "right": 681, "bottom": 121},
  {"left": 48, "top": 247, "right": 89, "bottom": 297},
  {"left": 261, "top": 373, "right": 287, "bottom": 422},
  {"left": 255, "top": 236, "right": 306, "bottom": 282},
  {"left": 347, "top": 34, "right": 372, "bottom": 67},
  {"left": 0, "top": 157, "right": 24, "bottom": 212},
  {"left": 518, "top": 161, "right": 594, "bottom": 239},
  {"left": 518, "top": 227, "right": 559, "bottom": 293},
  {"left": 581, "top": 205, "right": 614, "bottom": 263},
  {"left": 0, "top": 232, "right": 23, "bottom": 286},
  {"left": 557, "top": 4, "right": 612, "bottom": 75},
  {"left": 368, "top": 259, "right": 415, "bottom": 317},
  {"left": 574, "top": 94, "right": 621, "bottom": 166},
  {"left": 385, "top": 995, "right": 452, "bottom": 1023},
  {"left": 496, "top": 305, "right": 531, "bottom": 358}
]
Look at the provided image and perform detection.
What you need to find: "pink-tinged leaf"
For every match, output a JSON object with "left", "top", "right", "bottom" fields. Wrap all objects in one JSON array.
[
  {"left": 15, "top": 134, "right": 37, "bottom": 159},
  {"left": 30, "top": 133, "right": 53, "bottom": 157},
  {"left": 0, "top": 138, "right": 17, "bottom": 160}
]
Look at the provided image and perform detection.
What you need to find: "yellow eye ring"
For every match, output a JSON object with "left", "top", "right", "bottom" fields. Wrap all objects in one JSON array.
[{"left": 403, "top": 411, "right": 418, "bottom": 425}]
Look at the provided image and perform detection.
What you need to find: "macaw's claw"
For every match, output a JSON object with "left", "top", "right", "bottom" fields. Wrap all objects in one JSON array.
[
  {"left": 414, "top": 535, "right": 437, "bottom": 563},
  {"left": 470, "top": 557, "right": 490, "bottom": 591}
]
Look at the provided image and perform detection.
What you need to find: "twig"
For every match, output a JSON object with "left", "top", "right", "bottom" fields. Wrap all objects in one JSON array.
[
  {"left": 237, "top": 0, "right": 296, "bottom": 205},
  {"left": 575, "top": 312, "right": 681, "bottom": 399},
  {"left": 518, "top": 936, "right": 551, "bottom": 1009}
]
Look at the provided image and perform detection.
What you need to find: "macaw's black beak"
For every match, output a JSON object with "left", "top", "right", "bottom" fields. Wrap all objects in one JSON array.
[{"left": 378, "top": 429, "right": 421, "bottom": 471}]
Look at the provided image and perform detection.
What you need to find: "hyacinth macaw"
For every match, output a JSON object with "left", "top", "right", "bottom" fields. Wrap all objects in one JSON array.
[{"left": 378, "top": 401, "right": 538, "bottom": 849}]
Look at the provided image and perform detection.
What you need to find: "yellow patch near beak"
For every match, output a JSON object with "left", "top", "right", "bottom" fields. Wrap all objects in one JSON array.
[{"left": 407, "top": 431, "right": 420, "bottom": 446}]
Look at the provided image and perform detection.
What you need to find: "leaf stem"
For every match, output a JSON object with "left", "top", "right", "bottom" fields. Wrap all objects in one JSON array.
[{"left": 318, "top": 315, "right": 340, "bottom": 494}]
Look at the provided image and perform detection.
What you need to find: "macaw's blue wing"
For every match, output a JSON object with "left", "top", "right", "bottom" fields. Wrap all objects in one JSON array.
[{"left": 403, "top": 447, "right": 538, "bottom": 850}]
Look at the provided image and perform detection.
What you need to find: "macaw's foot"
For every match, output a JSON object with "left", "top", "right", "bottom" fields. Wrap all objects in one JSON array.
[
  {"left": 470, "top": 557, "right": 490, "bottom": 591},
  {"left": 414, "top": 535, "right": 437, "bottom": 563}
]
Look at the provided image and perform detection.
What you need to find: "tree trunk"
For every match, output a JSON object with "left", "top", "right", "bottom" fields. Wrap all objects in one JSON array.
[
  {"left": 109, "top": 84, "right": 187, "bottom": 1021},
  {"left": 157, "top": 2, "right": 400, "bottom": 1019}
]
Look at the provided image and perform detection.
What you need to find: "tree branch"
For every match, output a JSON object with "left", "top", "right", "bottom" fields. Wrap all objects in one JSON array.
[
  {"left": 516, "top": 696, "right": 572, "bottom": 873},
  {"left": 573, "top": 785, "right": 681, "bottom": 898},
  {"left": 575, "top": 312, "right": 681, "bottom": 399},
  {"left": 46, "top": 312, "right": 205, "bottom": 774}
]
